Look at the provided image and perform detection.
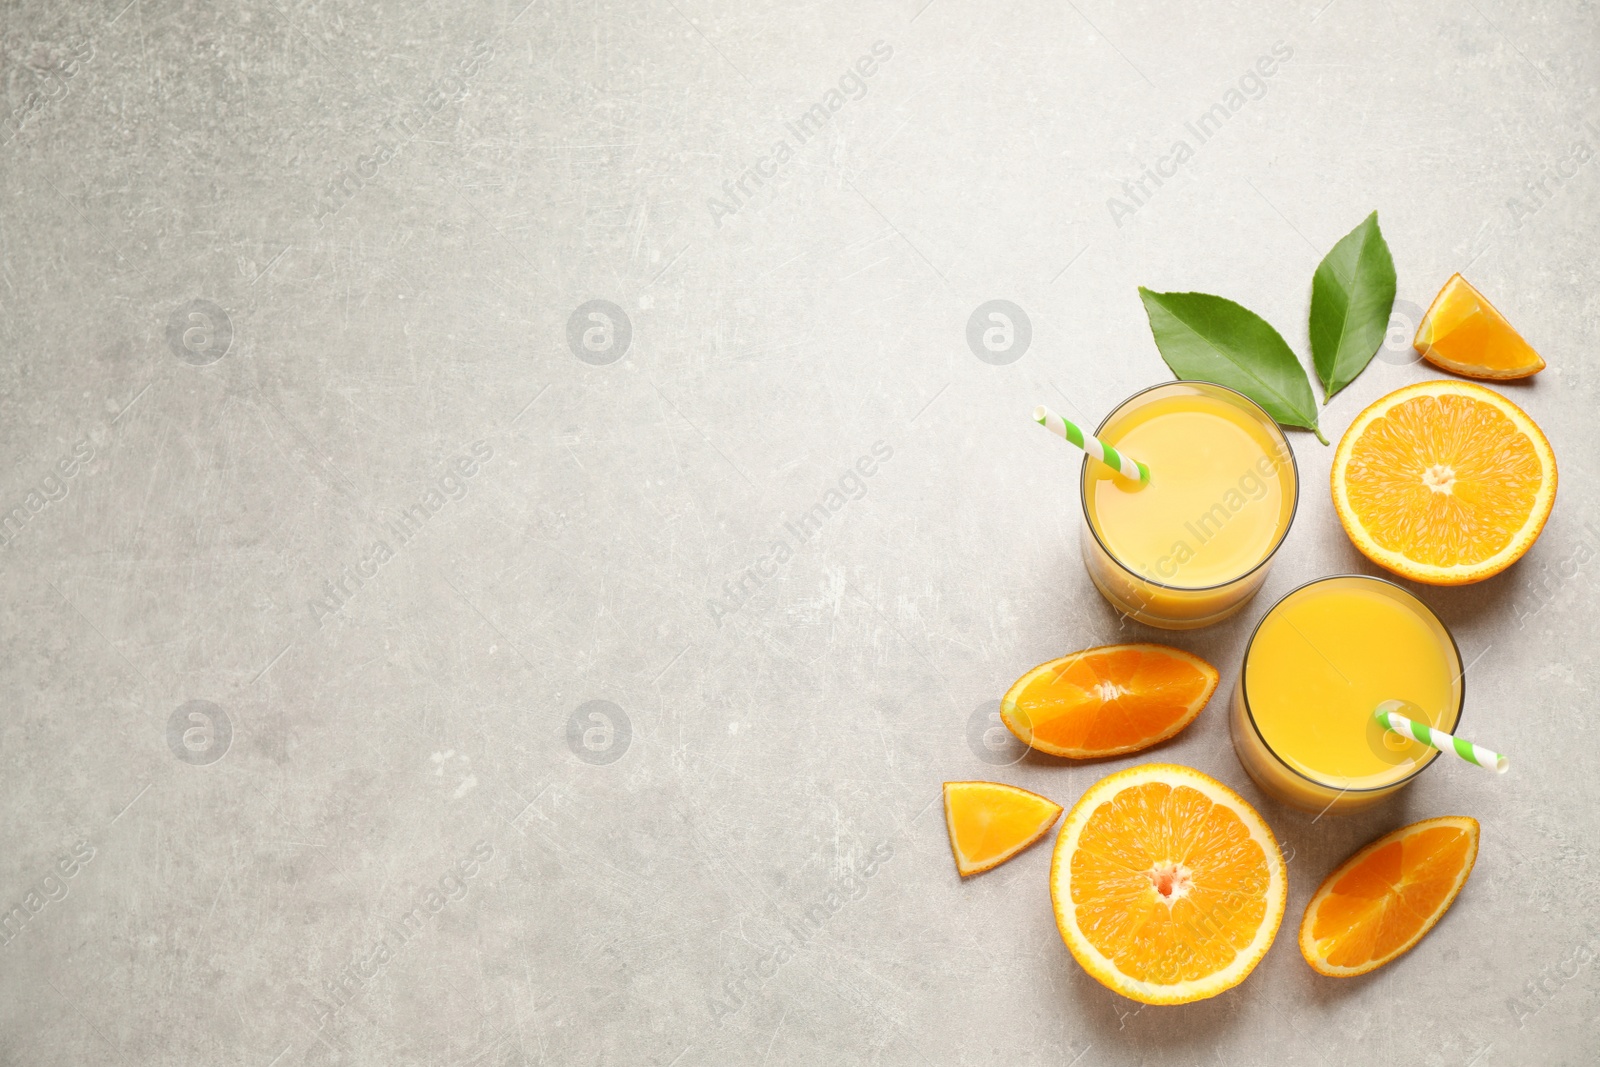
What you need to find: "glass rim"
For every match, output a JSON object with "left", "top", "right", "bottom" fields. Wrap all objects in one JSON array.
[
  {"left": 1238, "top": 573, "right": 1467, "bottom": 795},
  {"left": 1077, "top": 380, "right": 1301, "bottom": 593}
]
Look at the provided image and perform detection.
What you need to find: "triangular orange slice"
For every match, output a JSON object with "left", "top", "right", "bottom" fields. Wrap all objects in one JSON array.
[
  {"left": 943, "top": 781, "right": 1062, "bottom": 877},
  {"left": 1414, "top": 274, "right": 1545, "bottom": 379},
  {"left": 1300, "top": 816, "right": 1479, "bottom": 977},
  {"left": 1000, "top": 644, "right": 1218, "bottom": 758}
]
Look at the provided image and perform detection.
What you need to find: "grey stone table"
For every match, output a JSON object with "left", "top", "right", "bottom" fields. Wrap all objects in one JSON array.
[{"left": 2, "top": 1, "right": 1596, "bottom": 1064}]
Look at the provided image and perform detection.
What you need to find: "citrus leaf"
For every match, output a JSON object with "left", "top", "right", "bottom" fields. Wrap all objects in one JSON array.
[
  {"left": 1137, "top": 287, "right": 1326, "bottom": 444},
  {"left": 1310, "top": 211, "right": 1396, "bottom": 402}
]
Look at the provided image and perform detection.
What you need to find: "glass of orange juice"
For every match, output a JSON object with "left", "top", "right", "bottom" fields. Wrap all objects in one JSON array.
[
  {"left": 1079, "top": 382, "right": 1298, "bottom": 629},
  {"left": 1230, "top": 575, "right": 1465, "bottom": 814}
]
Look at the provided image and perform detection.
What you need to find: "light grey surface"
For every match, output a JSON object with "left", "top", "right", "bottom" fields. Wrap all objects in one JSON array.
[{"left": 1, "top": 0, "right": 1597, "bottom": 1063}]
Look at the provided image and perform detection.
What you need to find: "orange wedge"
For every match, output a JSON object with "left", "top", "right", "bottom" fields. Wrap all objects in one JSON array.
[
  {"left": 1414, "top": 274, "right": 1545, "bottom": 379},
  {"left": 1051, "top": 764, "right": 1285, "bottom": 1004},
  {"left": 943, "top": 781, "right": 1062, "bottom": 877},
  {"left": 1300, "top": 816, "right": 1479, "bottom": 977},
  {"left": 1000, "top": 644, "right": 1218, "bottom": 758},
  {"left": 1331, "top": 381, "right": 1557, "bottom": 584}
]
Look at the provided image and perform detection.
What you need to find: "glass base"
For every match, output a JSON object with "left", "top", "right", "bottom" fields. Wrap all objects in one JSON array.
[
  {"left": 1079, "top": 521, "right": 1273, "bottom": 630},
  {"left": 1083, "top": 561, "right": 1262, "bottom": 630}
]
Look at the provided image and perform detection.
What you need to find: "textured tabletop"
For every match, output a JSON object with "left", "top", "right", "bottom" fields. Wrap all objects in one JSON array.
[{"left": 1, "top": 1, "right": 1597, "bottom": 1064}]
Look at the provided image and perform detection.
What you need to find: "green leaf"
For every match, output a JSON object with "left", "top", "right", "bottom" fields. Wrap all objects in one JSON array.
[
  {"left": 1137, "top": 287, "right": 1326, "bottom": 444},
  {"left": 1309, "top": 211, "right": 1397, "bottom": 402}
]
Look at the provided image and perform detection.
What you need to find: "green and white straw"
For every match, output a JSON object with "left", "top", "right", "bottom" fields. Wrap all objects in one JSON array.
[
  {"left": 1032, "top": 405, "right": 1150, "bottom": 484},
  {"left": 1375, "top": 700, "right": 1508, "bottom": 774}
]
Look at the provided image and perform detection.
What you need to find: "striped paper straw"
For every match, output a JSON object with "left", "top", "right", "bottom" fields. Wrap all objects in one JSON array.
[
  {"left": 1032, "top": 405, "right": 1150, "bottom": 484},
  {"left": 1375, "top": 701, "right": 1508, "bottom": 774}
]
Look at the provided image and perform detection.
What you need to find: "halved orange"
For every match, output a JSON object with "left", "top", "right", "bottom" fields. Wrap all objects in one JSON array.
[
  {"left": 1415, "top": 274, "right": 1545, "bottom": 379},
  {"left": 943, "top": 781, "right": 1062, "bottom": 877},
  {"left": 1000, "top": 644, "right": 1218, "bottom": 758},
  {"left": 1300, "top": 816, "right": 1479, "bottom": 977},
  {"left": 1331, "top": 381, "right": 1557, "bottom": 584},
  {"left": 1051, "top": 764, "right": 1286, "bottom": 1004}
]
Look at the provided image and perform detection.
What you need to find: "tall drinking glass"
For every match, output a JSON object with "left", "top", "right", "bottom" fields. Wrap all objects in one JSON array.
[
  {"left": 1229, "top": 575, "right": 1466, "bottom": 814},
  {"left": 1079, "top": 381, "right": 1298, "bottom": 629}
]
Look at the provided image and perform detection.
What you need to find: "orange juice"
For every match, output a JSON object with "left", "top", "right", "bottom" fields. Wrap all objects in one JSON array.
[
  {"left": 1230, "top": 575, "right": 1464, "bottom": 813},
  {"left": 1080, "top": 382, "right": 1297, "bottom": 629}
]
